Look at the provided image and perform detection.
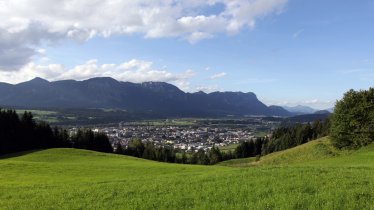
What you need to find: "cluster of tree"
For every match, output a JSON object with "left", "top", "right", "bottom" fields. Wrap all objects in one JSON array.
[
  {"left": 116, "top": 139, "right": 178, "bottom": 163},
  {"left": 261, "top": 119, "right": 330, "bottom": 155},
  {"left": 0, "top": 109, "right": 67, "bottom": 155},
  {"left": 0, "top": 109, "right": 113, "bottom": 155},
  {"left": 115, "top": 137, "right": 266, "bottom": 165},
  {"left": 190, "top": 146, "right": 227, "bottom": 165},
  {"left": 331, "top": 88, "right": 374, "bottom": 149},
  {"left": 234, "top": 138, "right": 264, "bottom": 158},
  {"left": 70, "top": 129, "right": 113, "bottom": 153}
]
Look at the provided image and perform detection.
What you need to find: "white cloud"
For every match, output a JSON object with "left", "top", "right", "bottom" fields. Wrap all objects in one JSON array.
[
  {"left": 186, "top": 32, "right": 214, "bottom": 44},
  {"left": 261, "top": 98, "right": 335, "bottom": 110},
  {"left": 36, "top": 48, "right": 46, "bottom": 54},
  {"left": 195, "top": 85, "right": 220, "bottom": 93},
  {"left": 0, "top": 59, "right": 196, "bottom": 91},
  {"left": 0, "top": 0, "right": 288, "bottom": 69},
  {"left": 301, "top": 99, "right": 335, "bottom": 109},
  {"left": 292, "top": 29, "right": 304, "bottom": 38},
  {"left": 210, "top": 72, "right": 227, "bottom": 79}
]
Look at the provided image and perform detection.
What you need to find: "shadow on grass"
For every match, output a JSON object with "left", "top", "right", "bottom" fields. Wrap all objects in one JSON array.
[{"left": 0, "top": 150, "right": 43, "bottom": 160}]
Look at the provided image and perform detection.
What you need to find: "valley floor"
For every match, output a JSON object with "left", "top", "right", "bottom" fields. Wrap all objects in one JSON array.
[{"left": 1, "top": 137, "right": 373, "bottom": 209}]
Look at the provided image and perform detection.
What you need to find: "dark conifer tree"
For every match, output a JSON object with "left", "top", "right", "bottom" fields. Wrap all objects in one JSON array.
[
  {"left": 114, "top": 142, "right": 124, "bottom": 154},
  {"left": 142, "top": 141, "right": 156, "bottom": 160},
  {"left": 208, "top": 146, "right": 222, "bottom": 164}
]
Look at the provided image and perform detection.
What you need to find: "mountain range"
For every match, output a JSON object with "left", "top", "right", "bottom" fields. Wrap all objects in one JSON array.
[
  {"left": 282, "top": 105, "right": 317, "bottom": 114},
  {"left": 282, "top": 105, "right": 333, "bottom": 115},
  {"left": 0, "top": 77, "right": 292, "bottom": 117}
]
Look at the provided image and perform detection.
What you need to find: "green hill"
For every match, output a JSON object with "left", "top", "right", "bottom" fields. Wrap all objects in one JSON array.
[
  {"left": 219, "top": 137, "right": 344, "bottom": 167},
  {"left": 1, "top": 138, "right": 374, "bottom": 209}
]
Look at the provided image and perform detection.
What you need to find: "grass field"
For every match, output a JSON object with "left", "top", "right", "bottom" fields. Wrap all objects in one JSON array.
[
  {"left": 1, "top": 137, "right": 373, "bottom": 209},
  {"left": 218, "top": 143, "right": 238, "bottom": 152},
  {"left": 126, "top": 120, "right": 196, "bottom": 126},
  {"left": 218, "top": 137, "right": 344, "bottom": 167},
  {"left": 15, "top": 109, "right": 61, "bottom": 123}
]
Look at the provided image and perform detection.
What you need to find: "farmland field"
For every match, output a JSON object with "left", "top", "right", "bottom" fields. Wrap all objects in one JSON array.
[
  {"left": 1, "top": 137, "right": 373, "bottom": 209},
  {"left": 218, "top": 143, "right": 238, "bottom": 152}
]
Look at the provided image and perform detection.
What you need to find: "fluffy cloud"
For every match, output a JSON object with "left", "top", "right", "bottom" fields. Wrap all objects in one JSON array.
[
  {"left": 301, "top": 99, "right": 335, "bottom": 108},
  {"left": 0, "top": 0, "right": 288, "bottom": 70},
  {"left": 0, "top": 59, "right": 196, "bottom": 91},
  {"left": 210, "top": 72, "right": 227, "bottom": 79},
  {"left": 262, "top": 99, "right": 335, "bottom": 110},
  {"left": 195, "top": 85, "right": 220, "bottom": 93}
]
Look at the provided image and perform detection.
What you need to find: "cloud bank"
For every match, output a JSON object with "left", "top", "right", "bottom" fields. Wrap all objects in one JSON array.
[
  {"left": 0, "top": 59, "right": 196, "bottom": 91},
  {"left": 0, "top": 0, "right": 288, "bottom": 70}
]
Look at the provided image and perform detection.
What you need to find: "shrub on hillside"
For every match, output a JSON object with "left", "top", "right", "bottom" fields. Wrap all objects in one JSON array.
[{"left": 331, "top": 88, "right": 374, "bottom": 149}]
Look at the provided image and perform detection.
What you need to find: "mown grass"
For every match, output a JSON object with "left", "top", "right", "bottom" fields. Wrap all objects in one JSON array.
[
  {"left": 1, "top": 137, "right": 373, "bottom": 209},
  {"left": 218, "top": 143, "right": 238, "bottom": 152}
]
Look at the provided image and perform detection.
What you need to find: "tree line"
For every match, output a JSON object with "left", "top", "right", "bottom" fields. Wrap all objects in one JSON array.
[
  {"left": 261, "top": 119, "right": 330, "bottom": 155},
  {"left": 2, "top": 108, "right": 260, "bottom": 165},
  {"left": 0, "top": 109, "right": 112, "bottom": 155},
  {"left": 115, "top": 117, "right": 330, "bottom": 165},
  {"left": 114, "top": 137, "right": 266, "bottom": 165},
  {"left": 1, "top": 108, "right": 331, "bottom": 166}
]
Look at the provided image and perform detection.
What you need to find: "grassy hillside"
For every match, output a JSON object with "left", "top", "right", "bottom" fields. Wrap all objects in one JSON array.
[
  {"left": 219, "top": 137, "right": 344, "bottom": 167},
  {"left": 1, "top": 138, "right": 374, "bottom": 209}
]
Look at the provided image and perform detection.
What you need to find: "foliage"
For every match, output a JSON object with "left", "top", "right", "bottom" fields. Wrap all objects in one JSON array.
[
  {"left": 0, "top": 108, "right": 113, "bottom": 155},
  {"left": 0, "top": 109, "right": 70, "bottom": 154},
  {"left": 331, "top": 88, "right": 374, "bottom": 149},
  {"left": 114, "top": 142, "right": 124, "bottom": 154},
  {"left": 121, "top": 139, "right": 229, "bottom": 165},
  {"left": 120, "top": 137, "right": 267, "bottom": 165},
  {"left": 262, "top": 119, "right": 330, "bottom": 155},
  {"left": 71, "top": 129, "right": 113, "bottom": 153},
  {"left": 207, "top": 146, "right": 223, "bottom": 164}
]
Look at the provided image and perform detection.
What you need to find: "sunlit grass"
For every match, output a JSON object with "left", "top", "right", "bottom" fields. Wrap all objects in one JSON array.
[{"left": 1, "top": 137, "right": 373, "bottom": 209}]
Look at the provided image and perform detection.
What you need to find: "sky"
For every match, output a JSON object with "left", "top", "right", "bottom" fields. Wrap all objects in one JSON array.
[{"left": 0, "top": 0, "right": 373, "bottom": 109}]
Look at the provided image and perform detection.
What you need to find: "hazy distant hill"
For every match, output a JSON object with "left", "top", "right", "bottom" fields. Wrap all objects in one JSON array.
[
  {"left": 283, "top": 105, "right": 317, "bottom": 114},
  {"left": 268, "top": 105, "right": 293, "bottom": 116},
  {"left": 314, "top": 110, "right": 331, "bottom": 115},
  {"left": 282, "top": 112, "right": 331, "bottom": 124},
  {"left": 0, "top": 77, "right": 292, "bottom": 117}
]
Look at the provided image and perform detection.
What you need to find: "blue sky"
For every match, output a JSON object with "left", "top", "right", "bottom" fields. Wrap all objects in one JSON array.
[{"left": 0, "top": 0, "right": 373, "bottom": 109}]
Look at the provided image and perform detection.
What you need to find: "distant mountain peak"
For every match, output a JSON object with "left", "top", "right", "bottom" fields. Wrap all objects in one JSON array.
[
  {"left": 314, "top": 110, "right": 331, "bottom": 114},
  {"left": 268, "top": 105, "right": 292, "bottom": 116},
  {"left": 141, "top": 81, "right": 183, "bottom": 94},
  {"left": 195, "top": 91, "right": 207, "bottom": 95},
  {"left": 84, "top": 77, "right": 119, "bottom": 83},
  {"left": 141, "top": 81, "right": 169, "bottom": 86},
  {"left": 17, "top": 77, "right": 50, "bottom": 86},
  {"left": 29, "top": 77, "right": 49, "bottom": 84},
  {"left": 282, "top": 105, "right": 316, "bottom": 114}
]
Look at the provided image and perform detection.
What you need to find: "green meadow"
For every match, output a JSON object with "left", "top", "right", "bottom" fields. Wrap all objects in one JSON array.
[
  {"left": 1, "top": 137, "right": 373, "bottom": 209},
  {"left": 15, "top": 109, "right": 61, "bottom": 123}
]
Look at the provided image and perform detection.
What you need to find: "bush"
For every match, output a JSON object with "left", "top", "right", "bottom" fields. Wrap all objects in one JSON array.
[{"left": 330, "top": 88, "right": 374, "bottom": 149}]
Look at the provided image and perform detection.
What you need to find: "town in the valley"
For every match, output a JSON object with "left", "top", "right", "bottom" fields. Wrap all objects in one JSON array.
[{"left": 68, "top": 118, "right": 281, "bottom": 152}]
